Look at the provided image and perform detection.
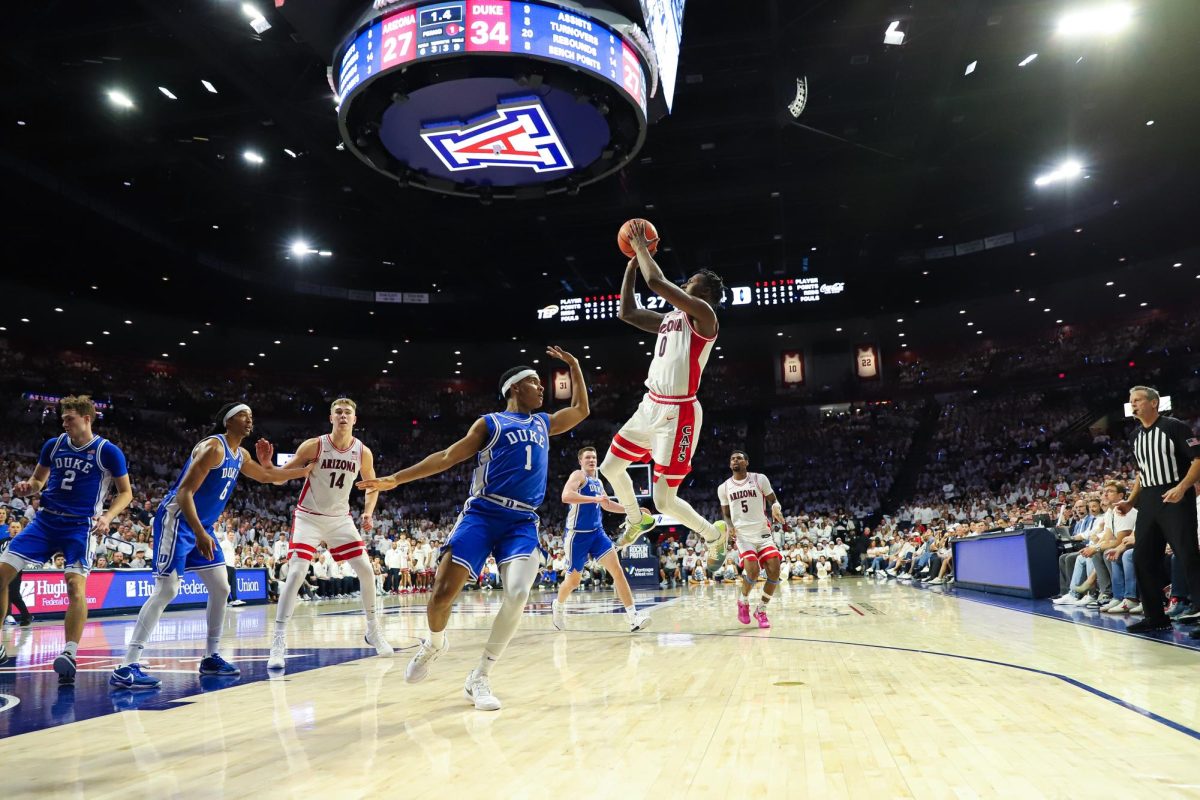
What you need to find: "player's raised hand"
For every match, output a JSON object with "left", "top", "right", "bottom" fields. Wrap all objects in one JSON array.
[
  {"left": 627, "top": 219, "right": 659, "bottom": 253},
  {"left": 357, "top": 475, "right": 402, "bottom": 493},
  {"left": 546, "top": 345, "right": 578, "bottom": 366},
  {"left": 13, "top": 480, "right": 35, "bottom": 497},
  {"left": 255, "top": 437, "right": 275, "bottom": 465}
]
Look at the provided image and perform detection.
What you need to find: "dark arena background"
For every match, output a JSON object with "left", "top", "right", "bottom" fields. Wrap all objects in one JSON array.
[{"left": 2, "top": 2, "right": 1200, "bottom": 796}]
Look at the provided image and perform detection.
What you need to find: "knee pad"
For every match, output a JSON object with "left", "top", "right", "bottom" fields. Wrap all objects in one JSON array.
[
  {"left": 651, "top": 481, "right": 676, "bottom": 511},
  {"left": 156, "top": 573, "right": 182, "bottom": 599},
  {"left": 599, "top": 452, "right": 627, "bottom": 478}
]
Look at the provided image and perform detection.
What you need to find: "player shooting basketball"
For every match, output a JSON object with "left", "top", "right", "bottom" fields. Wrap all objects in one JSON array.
[{"left": 603, "top": 219, "right": 730, "bottom": 570}]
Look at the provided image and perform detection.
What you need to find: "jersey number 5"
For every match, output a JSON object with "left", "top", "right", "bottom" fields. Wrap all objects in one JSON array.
[{"left": 740, "top": 499, "right": 749, "bottom": 514}]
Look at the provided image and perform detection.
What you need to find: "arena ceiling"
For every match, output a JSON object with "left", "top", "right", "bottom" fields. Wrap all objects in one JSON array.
[{"left": 2, "top": 0, "right": 1199, "bottom": 365}]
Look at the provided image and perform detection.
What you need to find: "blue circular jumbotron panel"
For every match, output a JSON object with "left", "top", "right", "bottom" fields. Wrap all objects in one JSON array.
[{"left": 379, "top": 78, "right": 609, "bottom": 187}]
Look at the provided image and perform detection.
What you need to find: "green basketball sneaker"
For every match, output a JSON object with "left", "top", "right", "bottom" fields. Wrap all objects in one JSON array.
[
  {"left": 616, "top": 512, "right": 657, "bottom": 550},
  {"left": 706, "top": 520, "right": 730, "bottom": 572}
]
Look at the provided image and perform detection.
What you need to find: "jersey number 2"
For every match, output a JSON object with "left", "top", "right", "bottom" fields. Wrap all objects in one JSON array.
[{"left": 61, "top": 469, "right": 77, "bottom": 491}]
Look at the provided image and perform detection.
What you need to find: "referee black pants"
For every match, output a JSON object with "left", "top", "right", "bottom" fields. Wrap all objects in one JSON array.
[
  {"left": 8, "top": 570, "right": 30, "bottom": 621},
  {"left": 1133, "top": 487, "right": 1200, "bottom": 624}
]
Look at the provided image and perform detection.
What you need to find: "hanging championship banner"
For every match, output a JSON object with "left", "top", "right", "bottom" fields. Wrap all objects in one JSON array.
[
  {"left": 553, "top": 369, "right": 571, "bottom": 401},
  {"left": 855, "top": 344, "right": 880, "bottom": 380},
  {"left": 780, "top": 350, "right": 805, "bottom": 385}
]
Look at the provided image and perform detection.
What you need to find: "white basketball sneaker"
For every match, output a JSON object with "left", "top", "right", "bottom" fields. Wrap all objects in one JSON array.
[
  {"left": 628, "top": 610, "right": 652, "bottom": 632},
  {"left": 405, "top": 636, "right": 447, "bottom": 683},
  {"left": 365, "top": 623, "right": 394, "bottom": 657},
  {"left": 267, "top": 633, "right": 287, "bottom": 670},
  {"left": 463, "top": 669, "right": 502, "bottom": 711},
  {"left": 551, "top": 599, "right": 566, "bottom": 630}
]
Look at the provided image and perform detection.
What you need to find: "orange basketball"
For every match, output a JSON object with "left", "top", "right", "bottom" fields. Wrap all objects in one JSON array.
[{"left": 618, "top": 218, "right": 659, "bottom": 258}]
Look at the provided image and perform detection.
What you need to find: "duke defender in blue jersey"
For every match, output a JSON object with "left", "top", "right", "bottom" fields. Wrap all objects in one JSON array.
[
  {"left": 551, "top": 446, "right": 653, "bottom": 632},
  {"left": 109, "top": 403, "right": 310, "bottom": 690},
  {"left": 359, "top": 347, "right": 589, "bottom": 710},
  {"left": 0, "top": 396, "right": 133, "bottom": 679}
]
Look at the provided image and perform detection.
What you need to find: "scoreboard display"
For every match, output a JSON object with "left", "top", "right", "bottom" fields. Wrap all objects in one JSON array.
[
  {"left": 536, "top": 277, "right": 847, "bottom": 322},
  {"left": 338, "top": 1, "right": 647, "bottom": 114}
]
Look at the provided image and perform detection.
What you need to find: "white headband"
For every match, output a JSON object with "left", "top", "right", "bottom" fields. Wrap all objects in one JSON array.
[
  {"left": 500, "top": 369, "right": 538, "bottom": 399},
  {"left": 223, "top": 403, "right": 251, "bottom": 424}
]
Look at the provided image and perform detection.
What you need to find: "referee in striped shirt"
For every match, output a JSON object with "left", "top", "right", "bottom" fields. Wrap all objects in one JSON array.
[{"left": 1117, "top": 386, "right": 1200, "bottom": 634}]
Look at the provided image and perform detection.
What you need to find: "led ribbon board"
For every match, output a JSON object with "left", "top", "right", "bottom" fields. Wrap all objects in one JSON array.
[{"left": 336, "top": 1, "right": 650, "bottom": 198}]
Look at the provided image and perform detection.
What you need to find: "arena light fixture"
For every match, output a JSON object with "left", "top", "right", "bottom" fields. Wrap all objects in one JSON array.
[
  {"left": 1173, "top": 262, "right": 1182, "bottom": 268},
  {"left": 290, "top": 240, "right": 312, "bottom": 257},
  {"left": 964, "top": 60, "right": 977, "bottom": 76},
  {"left": 1145, "top": 120, "right": 1154, "bottom": 126},
  {"left": 243, "top": 150, "right": 265, "bottom": 165},
  {"left": 158, "top": 86, "right": 177, "bottom": 100},
  {"left": 1034, "top": 159, "right": 1083, "bottom": 186},
  {"left": 106, "top": 89, "right": 134, "bottom": 109},
  {"left": 201, "top": 79, "right": 218, "bottom": 94},
  {"left": 284, "top": 148, "right": 297, "bottom": 158},
  {"left": 1057, "top": 4, "right": 1133, "bottom": 37},
  {"left": 883, "top": 21, "right": 905, "bottom": 46},
  {"left": 1018, "top": 53, "right": 1038, "bottom": 67},
  {"left": 318, "top": 250, "right": 332, "bottom": 257}
]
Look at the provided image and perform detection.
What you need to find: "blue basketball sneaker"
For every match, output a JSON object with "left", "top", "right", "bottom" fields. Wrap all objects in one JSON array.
[
  {"left": 198, "top": 654, "right": 241, "bottom": 676},
  {"left": 109, "top": 663, "right": 163, "bottom": 690}
]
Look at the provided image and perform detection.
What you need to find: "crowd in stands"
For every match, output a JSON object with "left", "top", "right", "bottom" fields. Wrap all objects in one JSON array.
[{"left": 2, "top": 313, "right": 1199, "bottom": 623}]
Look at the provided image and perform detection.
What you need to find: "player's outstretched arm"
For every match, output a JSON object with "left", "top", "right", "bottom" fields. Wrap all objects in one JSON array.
[
  {"left": 272, "top": 438, "right": 319, "bottom": 485},
  {"left": 546, "top": 346, "right": 589, "bottom": 435},
  {"left": 360, "top": 446, "right": 379, "bottom": 530},
  {"left": 241, "top": 442, "right": 313, "bottom": 484},
  {"left": 628, "top": 220, "right": 717, "bottom": 335},
  {"left": 357, "top": 417, "right": 490, "bottom": 492},
  {"left": 617, "top": 257, "right": 664, "bottom": 334}
]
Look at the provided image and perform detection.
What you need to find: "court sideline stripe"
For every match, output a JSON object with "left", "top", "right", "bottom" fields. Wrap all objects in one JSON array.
[
  {"left": 913, "top": 584, "right": 1200, "bottom": 654},
  {"left": 656, "top": 629, "right": 1200, "bottom": 744}
]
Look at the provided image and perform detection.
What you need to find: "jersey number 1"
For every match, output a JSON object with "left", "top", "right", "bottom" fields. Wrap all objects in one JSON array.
[{"left": 524, "top": 445, "right": 532, "bottom": 471}]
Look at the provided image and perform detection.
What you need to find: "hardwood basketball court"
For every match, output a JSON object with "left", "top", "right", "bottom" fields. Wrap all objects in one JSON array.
[{"left": 2, "top": 579, "right": 1198, "bottom": 798}]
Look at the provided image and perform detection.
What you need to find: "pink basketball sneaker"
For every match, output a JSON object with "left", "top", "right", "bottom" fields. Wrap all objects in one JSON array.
[
  {"left": 737, "top": 600, "right": 751, "bottom": 625},
  {"left": 753, "top": 608, "right": 771, "bottom": 629}
]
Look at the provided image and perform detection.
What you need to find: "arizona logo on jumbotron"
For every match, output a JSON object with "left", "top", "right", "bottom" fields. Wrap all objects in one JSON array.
[{"left": 420, "top": 98, "right": 573, "bottom": 172}]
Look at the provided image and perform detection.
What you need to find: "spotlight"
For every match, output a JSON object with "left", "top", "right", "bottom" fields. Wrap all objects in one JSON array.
[{"left": 1057, "top": 4, "right": 1133, "bottom": 37}]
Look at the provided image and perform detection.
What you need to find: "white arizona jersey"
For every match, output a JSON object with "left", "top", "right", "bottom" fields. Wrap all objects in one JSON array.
[
  {"left": 718, "top": 473, "right": 775, "bottom": 536},
  {"left": 646, "top": 309, "right": 717, "bottom": 398},
  {"left": 296, "top": 435, "right": 362, "bottom": 516}
]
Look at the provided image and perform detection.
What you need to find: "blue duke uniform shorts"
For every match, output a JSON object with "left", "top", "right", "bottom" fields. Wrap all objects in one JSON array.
[
  {"left": 442, "top": 499, "right": 540, "bottom": 581},
  {"left": 153, "top": 505, "right": 225, "bottom": 577},
  {"left": 3, "top": 512, "right": 93, "bottom": 575},
  {"left": 564, "top": 528, "right": 614, "bottom": 573}
]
